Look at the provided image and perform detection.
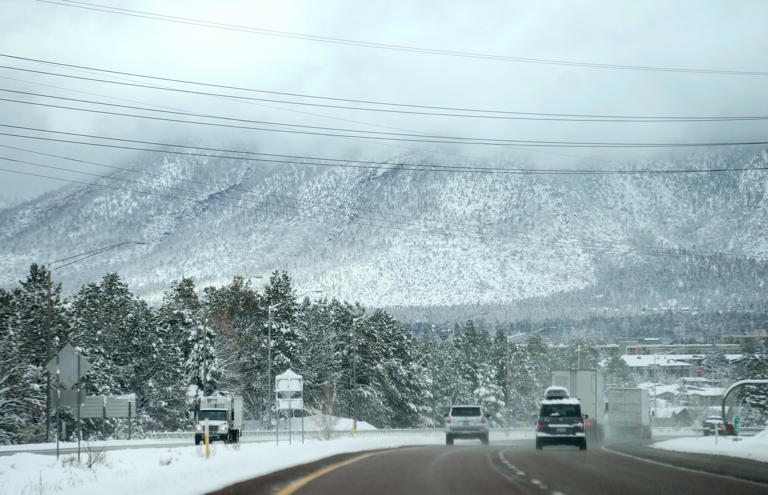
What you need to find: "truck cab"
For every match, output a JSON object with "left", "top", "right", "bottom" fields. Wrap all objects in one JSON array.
[{"left": 194, "top": 395, "right": 243, "bottom": 445}]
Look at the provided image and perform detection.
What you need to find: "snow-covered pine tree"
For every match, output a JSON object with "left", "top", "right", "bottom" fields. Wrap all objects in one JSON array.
[
  {"left": 0, "top": 288, "right": 45, "bottom": 444},
  {"left": 604, "top": 353, "right": 635, "bottom": 388},
  {"left": 10, "top": 265, "right": 69, "bottom": 442},
  {"left": 204, "top": 276, "right": 264, "bottom": 422},
  {"left": 473, "top": 362, "right": 506, "bottom": 426},
  {"left": 564, "top": 338, "right": 601, "bottom": 369},
  {"left": 506, "top": 344, "right": 540, "bottom": 422},
  {"left": 296, "top": 298, "right": 346, "bottom": 414},
  {"left": 701, "top": 345, "right": 730, "bottom": 385},
  {"left": 264, "top": 271, "right": 303, "bottom": 376},
  {"left": 371, "top": 309, "right": 430, "bottom": 427}
]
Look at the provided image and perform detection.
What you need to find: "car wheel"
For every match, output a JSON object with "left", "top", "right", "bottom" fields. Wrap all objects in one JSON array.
[
  {"left": 579, "top": 439, "right": 587, "bottom": 451},
  {"left": 481, "top": 434, "right": 489, "bottom": 445},
  {"left": 446, "top": 435, "right": 454, "bottom": 445},
  {"left": 195, "top": 435, "right": 201, "bottom": 445},
  {"left": 535, "top": 438, "right": 543, "bottom": 450}
]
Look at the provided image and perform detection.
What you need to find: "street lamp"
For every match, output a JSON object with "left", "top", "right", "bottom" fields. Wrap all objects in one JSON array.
[
  {"left": 266, "top": 289, "right": 322, "bottom": 429},
  {"left": 44, "top": 241, "right": 146, "bottom": 441}
]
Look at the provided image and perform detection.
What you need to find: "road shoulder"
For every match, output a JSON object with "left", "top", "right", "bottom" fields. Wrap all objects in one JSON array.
[{"left": 603, "top": 441, "right": 768, "bottom": 486}]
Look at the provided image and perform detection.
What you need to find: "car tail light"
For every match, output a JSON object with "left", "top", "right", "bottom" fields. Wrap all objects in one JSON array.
[
  {"left": 445, "top": 417, "right": 451, "bottom": 423},
  {"left": 587, "top": 420, "right": 594, "bottom": 427},
  {"left": 537, "top": 422, "right": 544, "bottom": 431},
  {"left": 718, "top": 423, "right": 723, "bottom": 428},
  {"left": 481, "top": 417, "right": 486, "bottom": 424}
]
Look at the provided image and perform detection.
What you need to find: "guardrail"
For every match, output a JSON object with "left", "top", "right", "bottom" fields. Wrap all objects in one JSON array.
[{"left": 143, "top": 427, "right": 529, "bottom": 441}]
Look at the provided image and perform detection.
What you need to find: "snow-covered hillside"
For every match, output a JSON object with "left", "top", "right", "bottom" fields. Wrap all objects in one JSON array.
[{"left": 1, "top": 148, "right": 767, "bottom": 314}]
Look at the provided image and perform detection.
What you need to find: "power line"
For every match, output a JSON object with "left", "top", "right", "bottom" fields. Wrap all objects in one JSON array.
[
  {"left": 4, "top": 98, "right": 768, "bottom": 148},
  {"left": 3, "top": 57, "right": 768, "bottom": 121},
  {"left": 38, "top": 0, "right": 768, "bottom": 76},
  {"left": 3, "top": 124, "right": 768, "bottom": 175}
]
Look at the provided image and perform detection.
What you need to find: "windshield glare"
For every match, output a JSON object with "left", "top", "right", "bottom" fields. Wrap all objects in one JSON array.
[
  {"left": 451, "top": 407, "right": 482, "bottom": 417},
  {"left": 199, "top": 410, "right": 228, "bottom": 421},
  {"left": 541, "top": 404, "right": 581, "bottom": 417}
]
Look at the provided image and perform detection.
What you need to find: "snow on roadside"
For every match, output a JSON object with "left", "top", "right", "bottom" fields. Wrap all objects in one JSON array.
[
  {"left": 2, "top": 431, "right": 488, "bottom": 495},
  {"left": 652, "top": 427, "right": 768, "bottom": 463}
]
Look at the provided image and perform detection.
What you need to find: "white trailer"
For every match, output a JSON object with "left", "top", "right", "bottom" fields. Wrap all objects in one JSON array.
[
  {"left": 551, "top": 369, "right": 605, "bottom": 442},
  {"left": 194, "top": 394, "right": 243, "bottom": 445},
  {"left": 605, "top": 388, "right": 652, "bottom": 439}
]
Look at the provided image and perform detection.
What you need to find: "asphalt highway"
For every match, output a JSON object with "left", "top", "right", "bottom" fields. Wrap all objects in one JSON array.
[{"left": 212, "top": 439, "right": 768, "bottom": 495}]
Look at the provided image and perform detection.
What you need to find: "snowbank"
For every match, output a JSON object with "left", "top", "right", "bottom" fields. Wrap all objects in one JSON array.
[
  {"left": 652, "top": 427, "right": 768, "bottom": 463},
  {"left": 0, "top": 432, "right": 448, "bottom": 495}
]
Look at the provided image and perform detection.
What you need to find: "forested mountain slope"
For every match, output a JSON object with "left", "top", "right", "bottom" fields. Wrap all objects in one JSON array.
[{"left": 1, "top": 147, "right": 767, "bottom": 318}]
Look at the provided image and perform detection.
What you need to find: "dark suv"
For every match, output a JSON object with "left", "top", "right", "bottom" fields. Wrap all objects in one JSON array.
[{"left": 536, "top": 389, "right": 586, "bottom": 450}]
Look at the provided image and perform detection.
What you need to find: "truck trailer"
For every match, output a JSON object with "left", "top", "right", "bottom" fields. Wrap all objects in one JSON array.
[
  {"left": 194, "top": 394, "right": 243, "bottom": 445},
  {"left": 551, "top": 369, "right": 604, "bottom": 442},
  {"left": 605, "top": 388, "right": 652, "bottom": 439}
]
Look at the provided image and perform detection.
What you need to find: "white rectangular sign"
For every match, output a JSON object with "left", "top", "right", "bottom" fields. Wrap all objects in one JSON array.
[
  {"left": 80, "top": 396, "right": 105, "bottom": 419},
  {"left": 277, "top": 398, "right": 303, "bottom": 410},
  {"left": 105, "top": 397, "right": 134, "bottom": 418}
]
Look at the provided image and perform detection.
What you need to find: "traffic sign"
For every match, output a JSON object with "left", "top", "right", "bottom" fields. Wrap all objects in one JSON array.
[
  {"left": 734, "top": 416, "right": 740, "bottom": 435},
  {"left": 81, "top": 396, "right": 106, "bottom": 419},
  {"left": 45, "top": 344, "right": 91, "bottom": 390},
  {"left": 52, "top": 389, "right": 86, "bottom": 407},
  {"left": 106, "top": 396, "right": 135, "bottom": 418}
]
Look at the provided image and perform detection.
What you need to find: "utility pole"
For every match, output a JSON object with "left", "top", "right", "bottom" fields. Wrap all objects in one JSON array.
[
  {"left": 350, "top": 314, "right": 365, "bottom": 433},
  {"left": 267, "top": 304, "right": 273, "bottom": 430},
  {"left": 45, "top": 267, "right": 52, "bottom": 442}
]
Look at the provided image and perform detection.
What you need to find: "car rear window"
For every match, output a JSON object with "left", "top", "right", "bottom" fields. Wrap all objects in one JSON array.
[
  {"left": 451, "top": 407, "right": 481, "bottom": 417},
  {"left": 540, "top": 404, "right": 581, "bottom": 417}
]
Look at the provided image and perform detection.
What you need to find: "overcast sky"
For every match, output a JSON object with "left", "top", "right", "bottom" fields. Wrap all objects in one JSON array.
[{"left": 0, "top": 0, "right": 767, "bottom": 201}]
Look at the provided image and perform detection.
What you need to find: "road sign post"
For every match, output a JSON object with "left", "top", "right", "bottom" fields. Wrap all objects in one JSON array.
[
  {"left": 46, "top": 344, "right": 91, "bottom": 461},
  {"left": 276, "top": 369, "right": 304, "bottom": 445}
]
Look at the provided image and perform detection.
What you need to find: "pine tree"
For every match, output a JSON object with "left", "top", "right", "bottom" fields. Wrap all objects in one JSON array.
[
  {"left": 473, "top": 362, "right": 506, "bottom": 425},
  {"left": 204, "top": 276, "right": 264, "bottom": 422},
  {"left": 506, "top": 344, "right": 540, "bottom": 422},
  {"left": 604, "top": 353, "right": 635, "bottom": 388},
  {"left": 264, "top": 271, "right": 302, "bottom": 375},
  {"left": 701, "top": 345, "right": 730, "bottom": 385},
  {"left": 9, "top": 265, "right": 69, "bottom": 442}
]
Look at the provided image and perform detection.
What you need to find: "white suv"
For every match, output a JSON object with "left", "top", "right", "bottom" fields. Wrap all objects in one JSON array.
[{"left": 445, "top": 405, "right": 489, "bottom": 445}]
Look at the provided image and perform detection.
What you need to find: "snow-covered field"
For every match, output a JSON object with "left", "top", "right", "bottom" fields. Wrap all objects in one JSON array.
[
  {"left": 0, "top": 430, "right": 527, "bottom": 495},
  {"left": 653, "top": 427, "right": 768, "bottom": 463}
]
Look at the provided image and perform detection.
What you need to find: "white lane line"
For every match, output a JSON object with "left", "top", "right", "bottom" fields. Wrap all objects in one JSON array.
[
  {"left": 552, "top": 491, "right": 566, "bottom": 495},
  {"left": 499, "top": 449, "right": 527, "bottom": 477}
]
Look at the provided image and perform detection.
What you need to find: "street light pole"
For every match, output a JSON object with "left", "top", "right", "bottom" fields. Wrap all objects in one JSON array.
[{"left": 43, "top": 241, "right": 145, "bottom": 442}]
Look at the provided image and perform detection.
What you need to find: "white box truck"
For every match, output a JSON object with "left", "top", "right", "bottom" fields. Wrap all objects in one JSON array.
[
  {"left": 551, "top": 369, "right": 604, "bottom": 442},
  {"left": 605, "top": 388, "right": 651, "bottom": 439},
  {"left": 194, "top": 394, "right": 243, "bottom": 444}
]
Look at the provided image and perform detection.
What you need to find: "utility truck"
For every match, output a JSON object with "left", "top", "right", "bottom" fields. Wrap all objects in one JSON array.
[
  {"left": 551, "top": 369, "right": 604, "bottom": 442},
  {"left": 194, "top": 394, "right": 243, "bottom": 445},
  {"left": 605, "top": 388, "right": 652, "bottom": 439}
]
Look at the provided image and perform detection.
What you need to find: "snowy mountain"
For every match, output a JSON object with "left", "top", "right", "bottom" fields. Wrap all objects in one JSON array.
[{"left": 1, "top": 147, "right": 768, "bottom": 319}]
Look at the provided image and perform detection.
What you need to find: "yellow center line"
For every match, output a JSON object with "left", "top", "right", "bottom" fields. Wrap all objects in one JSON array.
[{"left": 274, "top": 452, "right": 381, "bottom": 495}]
